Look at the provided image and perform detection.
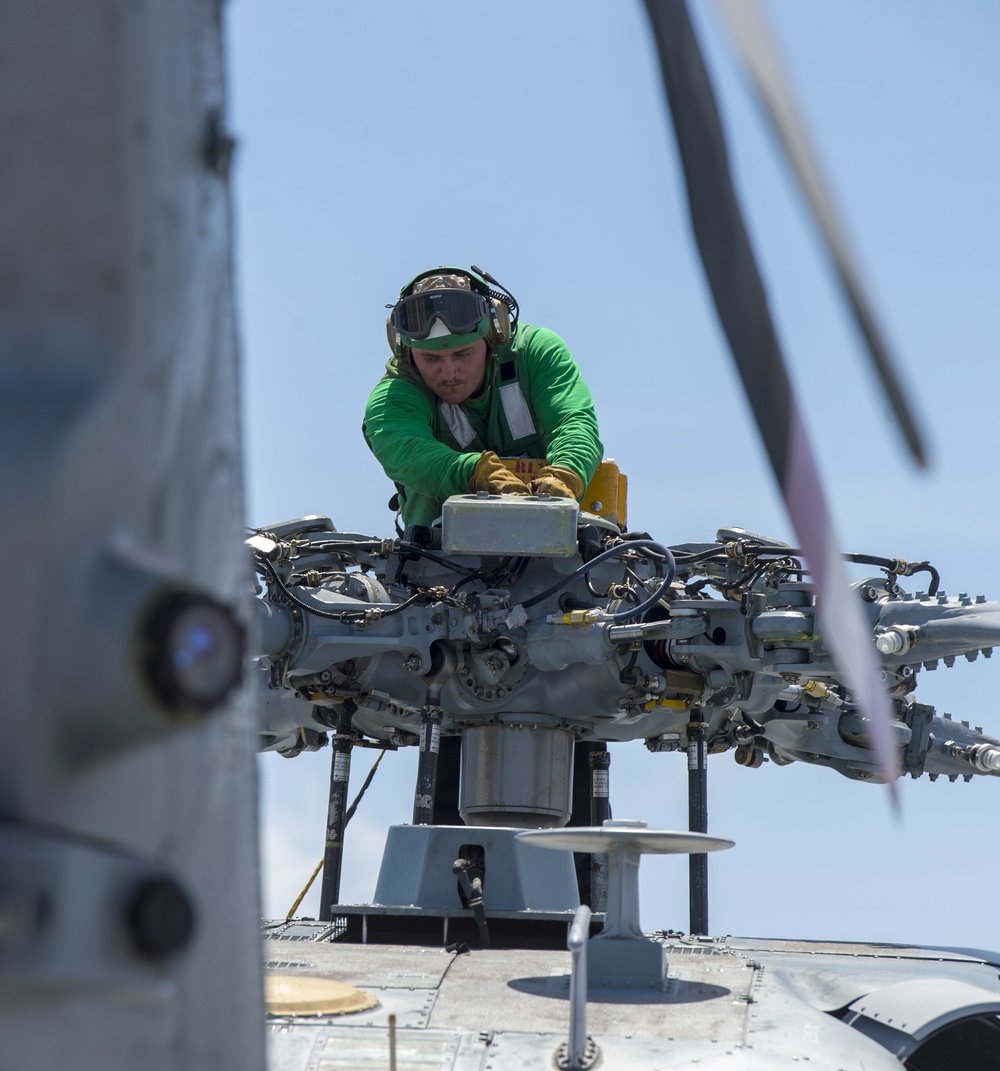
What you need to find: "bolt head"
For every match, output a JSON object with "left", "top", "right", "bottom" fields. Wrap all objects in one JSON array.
[
  {"left": 140, "top": 591, "right": 244, "bottom": 716},
  {"left": 124, "top": 876, "right": 196, "bottom": 960}
]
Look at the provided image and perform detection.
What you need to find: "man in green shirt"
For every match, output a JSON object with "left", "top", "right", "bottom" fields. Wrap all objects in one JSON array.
[{"left": 363, "top": 266, "right": 604, "bottom": 527}]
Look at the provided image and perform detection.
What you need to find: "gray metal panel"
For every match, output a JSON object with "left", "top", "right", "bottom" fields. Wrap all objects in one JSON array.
[
  {"left": 465, "top": 1029, "right": 896, "bottom": 1069},
  {"left": 742, "top": 962, "right": 902, "bottom": 1069},
  {"left": 725, "top": 934, "right": 1000, "bottom": 1015},
  {"left": 262, "top": 940, "right": 457, "bottom": 990},
  {"left": 422, "top": 946, "right": 752, "bottom": 1041},
  {"left": 372, "top": 826, "right": 579, "bottom": 912},
  {"left": 260, "top": 934, "right": 1000, "bottom": 1069},
  {"left": 268, "top": 1026, "right": 490, "bottom": 1071},
  {"left": 845, "top": 977, "right": 1000, "bottom": 1056}
]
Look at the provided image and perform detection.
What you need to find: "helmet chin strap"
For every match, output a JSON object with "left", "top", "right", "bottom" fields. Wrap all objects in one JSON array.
[{"left": 478, "top": 347, "right": 499, "bottom": 398}]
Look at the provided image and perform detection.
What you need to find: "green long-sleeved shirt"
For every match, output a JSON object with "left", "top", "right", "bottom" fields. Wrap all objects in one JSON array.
[{"left": 363, "top": 325, "right": 603, "bottom": 526}]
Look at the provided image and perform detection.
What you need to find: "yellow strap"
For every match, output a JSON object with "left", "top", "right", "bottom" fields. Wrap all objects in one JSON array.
[
  {"left": 283, "top": 748, "right": 389, "bottom": 921},
  {"left": 285, "top": 857, "right": 324, "bottom": 922}
]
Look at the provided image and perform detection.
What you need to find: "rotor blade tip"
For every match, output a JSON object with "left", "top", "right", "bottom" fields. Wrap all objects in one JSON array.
[{"left": 887, "top": 780, "right": 903, "bottom": 822}]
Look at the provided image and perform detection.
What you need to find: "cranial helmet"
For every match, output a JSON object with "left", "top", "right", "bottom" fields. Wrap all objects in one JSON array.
[{"left": 386, "top": 266, "right": 517, "bottom": 357}]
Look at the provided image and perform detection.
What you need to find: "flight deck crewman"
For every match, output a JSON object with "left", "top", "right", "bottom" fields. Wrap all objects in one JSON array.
[{"left": 363, "top": 266, "right": 604, "bottom": 526}]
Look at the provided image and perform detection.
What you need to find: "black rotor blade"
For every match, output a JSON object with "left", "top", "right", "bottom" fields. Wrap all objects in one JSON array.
[
  {"left": 714, "top": 0, "right": 927, "bottom": 469},
  {"left": 641, "top": 0, "right": 899, "bottom": 788}
]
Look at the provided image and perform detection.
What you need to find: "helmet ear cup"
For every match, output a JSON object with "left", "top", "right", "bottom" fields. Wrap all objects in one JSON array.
[
  {"left": 386, "top": 314, "right": 401, "bottom": 356},
  {"left": 490, "top": 298, "right": 511, "bottom": 346}
]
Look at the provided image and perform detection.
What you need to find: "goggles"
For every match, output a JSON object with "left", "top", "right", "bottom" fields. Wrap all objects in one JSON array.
[{"left": 391, "top": 289, "right": 491, "bottom": 340}]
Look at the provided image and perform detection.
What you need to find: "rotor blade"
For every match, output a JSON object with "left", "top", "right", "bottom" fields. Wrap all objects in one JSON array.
[
  {"left": 641, "top": 0, "right": 900, "bottom": 789},
  {"left": 713, "top": 0, "right": 927, "bottom": 469}
]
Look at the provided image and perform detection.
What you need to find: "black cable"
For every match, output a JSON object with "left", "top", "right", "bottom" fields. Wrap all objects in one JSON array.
[
  {"left": 690, "top": 544, "right": 937, "bottom": 594},
  {"left": 296, "top": 540, "right": 382, "bottom": 555},
  {"left": 508, "top": 555, "right": 531, "bottom": 583},
  {"left": 440, "top": 944, "right": 471, "bottom": 968},
  {"left": 585, "top": 572, "right": 608, "bottom": 598},
  {"left": 670, "top": 542, "right": 804, "bottom": 569},
  {"left": 256, "top": 554, "right": 427, "bottom": 622},
  {"left": 297, "top": 534, "right": 383, "bottom": 546},
  {"left": 336, "top": 589, "right": 426, "bottom": 623},
  {"left": 521, "top": 539, "right": 676, "bottom": 621},
  {"left": 605, "top": 569, "right": 676, "bottom": 623},
  {"left": 343, "top": 750, "right": 388, "bottom": 829},
  {"left": 470, "top": 263, "right": 519, "bottom": 335},
  {"left": 397, "top": 542, "right": 482, "bottom": 576},
  {"left": 720, "top": 555, "right": 802, "bottom": 596},
  {"left": 447, "top": 556, "right": 519, "bottom": 595},
  {"left": 843, "top": 553, "right": 940, "bottom": 595},
  {"left": 671, "top": 547, "right": 730, "bottom": 565},
  {"left": 522, "top": 539, "right": 658, "bottom": 609},
  {"left": 449, "top": 572, "right": 485, "bottom": 595}
]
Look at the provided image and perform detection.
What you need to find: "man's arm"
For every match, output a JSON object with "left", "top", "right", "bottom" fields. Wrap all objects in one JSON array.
[
  {"left": 363, "top": 376, "right": 480, "bottom": 501},
  {"left": 521, "top": 327, "right": 604, "bottom": 490}
]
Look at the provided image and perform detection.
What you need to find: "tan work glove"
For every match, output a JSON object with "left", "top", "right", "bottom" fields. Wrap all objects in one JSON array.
[
  {"left": 469, "top": 451, "right": 531, "bottom": 496},
  {"left": 529, "top": 465, "right": 584, "bottom": 501}
]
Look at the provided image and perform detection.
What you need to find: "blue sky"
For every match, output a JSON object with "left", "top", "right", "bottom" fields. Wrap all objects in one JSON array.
[{"left": 229, "top": 1, "right": 999, "bottom": 947}]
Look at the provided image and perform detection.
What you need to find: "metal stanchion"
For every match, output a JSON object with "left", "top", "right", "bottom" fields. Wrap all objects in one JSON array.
[
  {"left": 411, "top": 643, "right": 456, "bottom": 827},
  {"left": 588, "top": 748, "right": 610, "bottom": 912},
  {"left": 412, "top": 705, "right": 442, "bottom": 826},
  {"left": 687, "top": 721, "right": 709, "bottom": 935},
  {"left": 318, "top": 705, "right": 354, "bottom": 921}
]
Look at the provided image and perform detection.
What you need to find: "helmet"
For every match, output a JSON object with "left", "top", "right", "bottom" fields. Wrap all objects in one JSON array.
[
  {"left": 387, "top": 266, "right": 517, "bottom": 356},
  {"left": 392, "top": 270, "right": 492, "bottom": 352}
]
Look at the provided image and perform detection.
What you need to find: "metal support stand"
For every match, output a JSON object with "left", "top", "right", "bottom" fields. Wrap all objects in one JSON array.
[
  {"left": 412, "top": 707, "right": 442, "bottom": 826},
  {"left": 518, "top": 822, "right": 734, "bottom": 991},
  {"left": 319, "top": 706, "right": 353, "bottom": 921},
  {"left": 687, "top": 721, "right": 709, "bottom": 935},
  {"left": 588, "top": 748, "right": 610, "bottom": 911}
]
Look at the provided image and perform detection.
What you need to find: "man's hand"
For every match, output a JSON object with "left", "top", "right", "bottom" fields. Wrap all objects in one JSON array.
[
  {"left": 469, "top": 451, "right": 531, "bottom": 496},
  {"left": 529, "top": 465, "right": 584, "bottom": 501}
]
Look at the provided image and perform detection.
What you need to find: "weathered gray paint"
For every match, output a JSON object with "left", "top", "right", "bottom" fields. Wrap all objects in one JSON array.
[{"left": 0, "top": 2, "right": 263, "bottom": 1067}]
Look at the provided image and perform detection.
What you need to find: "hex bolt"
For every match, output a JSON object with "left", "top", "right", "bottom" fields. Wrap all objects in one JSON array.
[{"left": 403, "top": 655, "right": 422, "bottom": 673}]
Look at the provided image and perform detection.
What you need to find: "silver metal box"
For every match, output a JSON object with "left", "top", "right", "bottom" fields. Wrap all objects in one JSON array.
[{"left": 441, "top": 494, "right": 579, "bottom": 557}]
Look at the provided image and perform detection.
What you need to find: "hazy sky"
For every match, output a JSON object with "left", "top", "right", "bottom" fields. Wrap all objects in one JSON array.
[{"left": 228, "top": 1, "right": 1000, "bottom": 948}]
